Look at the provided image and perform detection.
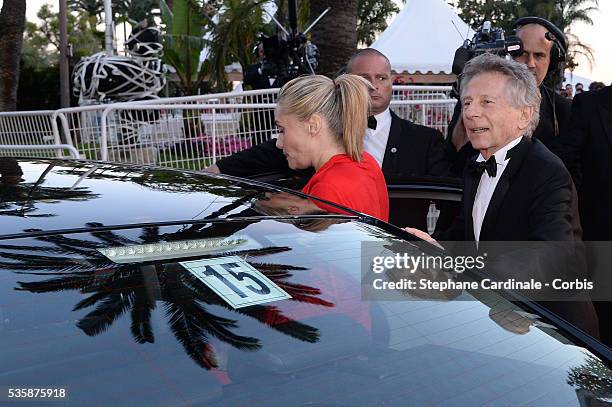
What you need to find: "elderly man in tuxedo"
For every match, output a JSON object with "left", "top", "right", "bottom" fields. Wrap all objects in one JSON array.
[
  {"left": 410, "top": 53, "right": 598, "bottom": 337},
  {"left": 433, "top": 53, "right": 579, "bottom": 243}
]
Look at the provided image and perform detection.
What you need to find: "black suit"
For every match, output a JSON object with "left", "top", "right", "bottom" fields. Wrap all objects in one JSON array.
[
  {"left": 551, "top": 85, "right": 612, "bottom": 241},
  {"left": 438, "top": 137, "right": 598, "bottom": 337},
  {"left": 551, "top": 86, "right": 612, "bottom": 343},
  {"left": 216, "top": 110, "right": 450, "bottom": 181},
  {"left": 443, "top": 138, "right": 581, "bottom": 242}
]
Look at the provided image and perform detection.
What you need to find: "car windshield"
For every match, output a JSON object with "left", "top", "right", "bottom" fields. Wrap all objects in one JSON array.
[{"left": 1, "top": 218, "right": 611, "bottom": 406}]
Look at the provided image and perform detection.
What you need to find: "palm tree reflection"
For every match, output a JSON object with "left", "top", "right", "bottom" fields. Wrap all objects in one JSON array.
[
  {"left": 0, "top": 159, "right": 99, "bottom": 217},
  {"left": 567, "top": 353, "right": 612, "bottom": 402},
  {"left": 5, "top": 225, "right": 330, "bottom": 369}
]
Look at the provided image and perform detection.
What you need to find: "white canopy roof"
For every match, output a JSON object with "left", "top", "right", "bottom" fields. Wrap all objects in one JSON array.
[{"left": 372, "top": 0, "right": 474, "bottom": 74}]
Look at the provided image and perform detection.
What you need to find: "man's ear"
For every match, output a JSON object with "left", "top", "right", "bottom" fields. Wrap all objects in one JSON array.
[
  {"left": 518, "top": 105, "right": 535, "bottom": 130},
  {"left": 308, "top": 113, "right": 323, "bottom": 137}
]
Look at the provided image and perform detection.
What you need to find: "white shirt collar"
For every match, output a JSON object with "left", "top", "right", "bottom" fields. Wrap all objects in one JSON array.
[
  {"left": 373, "top": 107, "right": 391, "bottom": 124},
  {"left": 476, "top": 136, "right": 522, "bottom": 165}
]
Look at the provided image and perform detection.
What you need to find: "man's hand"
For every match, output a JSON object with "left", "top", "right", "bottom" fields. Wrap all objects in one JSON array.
[
  {"left": 404, "top": 227, "right": 445, "bottom": 250},
  {"left": 203, "top": 164, "right": 221, "bottom": 174},
  {"left": 451, "top": 116, "right": 469, "bottom": 151}
]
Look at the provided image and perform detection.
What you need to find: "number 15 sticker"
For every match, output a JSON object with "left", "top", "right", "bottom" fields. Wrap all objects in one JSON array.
[{"left": 180, "top": 256, "right": 291, "bottom": 308}]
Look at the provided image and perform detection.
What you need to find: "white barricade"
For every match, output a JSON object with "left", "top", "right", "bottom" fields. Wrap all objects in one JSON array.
[
  {"left": 0, "top": 110, "right": 80, "bottom": 158},
  {"left": 98, "top": 103, "right": 277, "bottom": 170},
  {"left": 0, "top": 86, "right": 456, "bottom": 168}
]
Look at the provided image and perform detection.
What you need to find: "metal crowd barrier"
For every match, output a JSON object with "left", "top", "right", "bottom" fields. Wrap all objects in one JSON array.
[
  {"left": 0, "top": 86, "right": 456, "bottom": 169},
  {"left": 0, "top": 110, "right": 80, "bottom": 158}
]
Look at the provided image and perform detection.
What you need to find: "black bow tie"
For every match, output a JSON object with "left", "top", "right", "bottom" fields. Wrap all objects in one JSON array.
[
  {"left": 470, "top": 155, "right": 498, "bottom": 177},
  {"left": 368, "top": 116, "right": 377, "bottom": 130}
]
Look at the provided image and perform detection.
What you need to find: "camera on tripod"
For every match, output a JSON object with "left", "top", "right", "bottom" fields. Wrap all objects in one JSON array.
[
  {"left": 258, "top": 0, "right": 328, "bottom": 87},
  {"left": 452, "top": 21, "right": 523, "bottom": 76},
  {"left": 260, "top": 32, "right": 319, "bottom": 87}
]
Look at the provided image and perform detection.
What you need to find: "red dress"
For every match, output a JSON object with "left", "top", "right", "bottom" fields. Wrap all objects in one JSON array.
[{"left": 302, "top": 152, "right": 389, "bottom": 221}]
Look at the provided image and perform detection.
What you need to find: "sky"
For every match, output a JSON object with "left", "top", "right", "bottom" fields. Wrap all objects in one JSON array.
[{"left": 10, "top": 0, "right": 612, "bottom": 84}]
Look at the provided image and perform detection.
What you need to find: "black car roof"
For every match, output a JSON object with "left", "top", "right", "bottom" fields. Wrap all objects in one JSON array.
[
  {"left": 2, "top": 158, "right": 612, "bottom": 405},
  {"left": 1, "top": 218, "right": 611, "bottom": 406},
  {"left": 0, "top": 158, "right": 365, "bottom": 239}
]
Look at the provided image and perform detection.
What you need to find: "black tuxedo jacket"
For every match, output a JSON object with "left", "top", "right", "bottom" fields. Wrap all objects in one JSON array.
[
  {"left": 551, "top": 85, "right": 612, "bottom": 241},
  {"left": 550, "top": 86, "right": 612, "bottom": 342},
  {"left": 440, "top": 137, "right": 582, "bottom": 243},
  {"left": 437, "top": 137, "right": 598, "bottom": 337},
  {"left": 215, "top": 111, "right": 450, "bottom": 182}
]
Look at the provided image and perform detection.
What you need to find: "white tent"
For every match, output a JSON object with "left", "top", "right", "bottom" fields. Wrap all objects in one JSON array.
[{"left": 372, "top": 0, "right": 474, "bottom": 74}]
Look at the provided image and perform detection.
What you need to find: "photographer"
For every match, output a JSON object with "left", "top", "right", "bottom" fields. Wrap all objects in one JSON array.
[
  {"left": 447, "top": 17, "right": 571, "bottom": 176},
  {"left": 243, "top": 43, "right": 273, "bottom": 91}
]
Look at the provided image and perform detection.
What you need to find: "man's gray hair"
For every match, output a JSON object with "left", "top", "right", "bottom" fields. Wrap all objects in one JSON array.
[{"left": 460, "top": 53, "right": 541, "bottom": 137}]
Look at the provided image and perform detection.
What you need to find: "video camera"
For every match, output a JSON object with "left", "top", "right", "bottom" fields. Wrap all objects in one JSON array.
[
  {"left": 258, "top": 0, "right": 326, "bottom": 87},
  {"left": 260, "top": 33, "right": 319, "bottom": 87},
  {"left": 452, "top": 21, "right": 523, "bottom": 76}
]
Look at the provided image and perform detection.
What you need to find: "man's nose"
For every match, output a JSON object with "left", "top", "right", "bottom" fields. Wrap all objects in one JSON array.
[
  {"left": 275, "top": 135, "right": 283, "bottom": 149},
  {"left": 463, "top": 104, "right": 480, "bottom": 118}
]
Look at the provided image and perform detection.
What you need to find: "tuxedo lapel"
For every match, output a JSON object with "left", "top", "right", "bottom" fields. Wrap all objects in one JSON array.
[
  {"left": 381, "top": 112, "right": 403, "bottom": 176},
  {"left": 463, "top": 173, "right": 480, "bottom": 241},
  {"left": 479, "top": 137, "right": 531, "bottom": 241},
  {"left": 463, "top": 159, "right": 480, "bottom": 241}
]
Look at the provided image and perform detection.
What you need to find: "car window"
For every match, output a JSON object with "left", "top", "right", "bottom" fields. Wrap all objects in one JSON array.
[{"left": 1, "top": 219, "right": 610, "bottom": 406}]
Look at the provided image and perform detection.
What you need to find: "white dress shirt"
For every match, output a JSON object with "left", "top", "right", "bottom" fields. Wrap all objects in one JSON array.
[
  {"left": 364, "top": 108, "right": 392, "bottom": 167},
  {"left": 472, "top": 137, "right": 522, "bottom": 243}
]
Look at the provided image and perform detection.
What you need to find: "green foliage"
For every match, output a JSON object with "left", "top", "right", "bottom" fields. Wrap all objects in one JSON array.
[
  {"left": 448, "top": 0, "right": 599, "bottom": 74},
  {"left": 160, "top": 0, "right": 209, "bottom": 95},
  {"left": 273, "top": 0, "right": 310, "bottom": 31},
  {"left": 68, "top": 0, "right": 105, "bottom": 19},
  {"left": 357, "top": 0, "right": 400, "bottom": 45},
  {"left": 112, "top": 0, "right": 161, "bottom": 26},
  {"left": 276, "top": 0, "right": 401, "bottom": 46},
  {"left": 17, "top": 65, "right": 62, "bottom": 110},
  {"left": 515, "top": 0, "right": 599, "bottom": 31},
  {"left": 160, "top": 0, "right": 267, "bottom": 94},
  {"left": 516, "top": 0, "right": 598, "bottom": 74},
  {"left": 21, "top": 4, "right": 103, "bottom": 71},
  {"left": 448, "top": 0, "right": 519, "bottom": 34},
  {"left": 204, "top": 0, "right": 268, "bottom": 91},
  {"left": 567, "top": 353, "right": 612, "bottom": 398}
]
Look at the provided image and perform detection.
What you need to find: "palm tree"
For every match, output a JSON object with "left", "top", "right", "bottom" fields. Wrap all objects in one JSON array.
[
  {"left": 160, "top": 0, "right": 210, "bottom": 95},
  {"left": 204, "top": 0, "right": 268, "bottom": 92},
  {"left": 1, "top": 161, "right": 100, "bottom": 216},
  {"left": 112, "top": 0, "right": 160, "bottom": 26},
  {"left": 68, "top": 0, "right": 105, "bottom": 19},
  {"left": 567, "top": 353, "right": 612, "bottom": 398},
  {"left": 310, "top": 0, "right": 358, "bottom": 77},
  {"left": 0, "top": 0, "right": 26, "bottom": 111},
  {"left": 516, "top": 0, "right": 599, "bottom": 70}
]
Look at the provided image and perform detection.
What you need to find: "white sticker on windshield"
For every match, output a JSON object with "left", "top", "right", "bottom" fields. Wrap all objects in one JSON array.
[{"left": 180, "top": 256, "right": 292, "bottom": 308}]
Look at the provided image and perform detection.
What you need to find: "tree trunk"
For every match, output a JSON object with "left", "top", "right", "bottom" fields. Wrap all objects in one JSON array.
[
  {"left": 310, "top": 0, "right": 358, "bottom": 78},
  {"left": 0, "top": 0, "right": 26, "bottom": 111}
]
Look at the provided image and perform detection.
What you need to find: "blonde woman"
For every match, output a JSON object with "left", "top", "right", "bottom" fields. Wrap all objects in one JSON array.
[{"left": 274, "top": 74, "right": 388, "bottom": 221}]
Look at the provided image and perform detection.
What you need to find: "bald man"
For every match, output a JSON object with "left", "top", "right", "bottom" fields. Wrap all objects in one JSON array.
[{"left": 206, "top": 49, "right": 449, "bottom": 183}]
